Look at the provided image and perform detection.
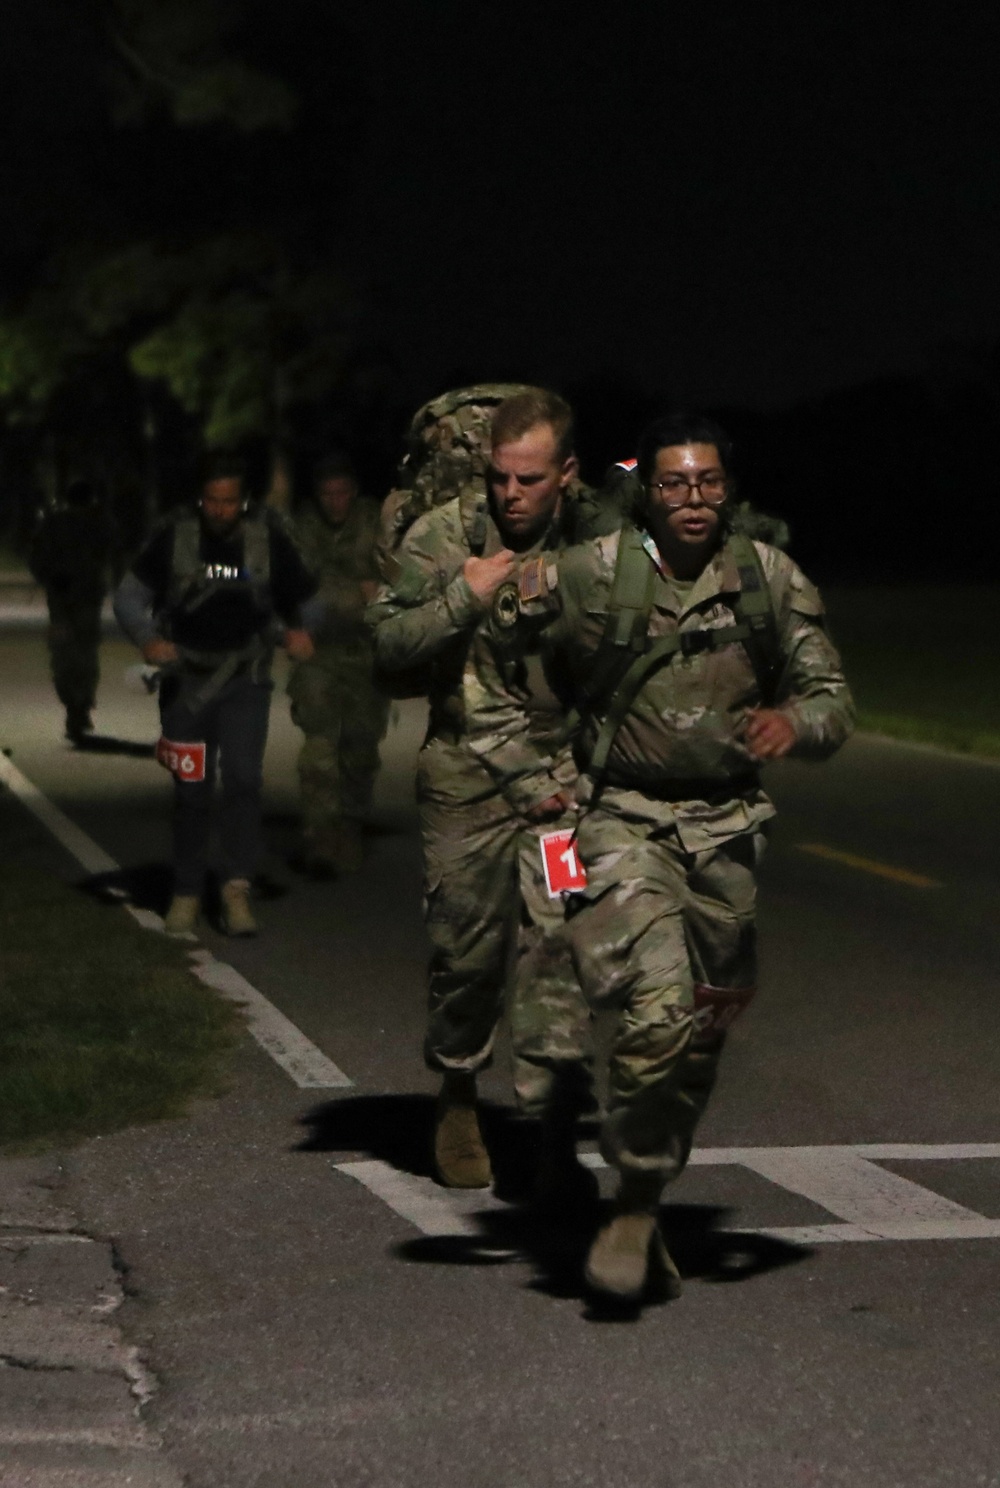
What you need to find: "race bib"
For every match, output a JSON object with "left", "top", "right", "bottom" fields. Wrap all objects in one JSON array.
[
  {"left": 156, "top": 737, "right": 207, "bottom": 783},
  {"left": 540, "top": 829, "right": 588, "bottom": 898},
  {"left": 691, "top": 983, "right": 756, "bottom": 1040}
]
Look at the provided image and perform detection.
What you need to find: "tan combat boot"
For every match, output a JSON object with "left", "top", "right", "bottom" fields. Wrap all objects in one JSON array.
[
  {"left": 220, "top": 878, "right": 258, "bottom": 937},
  {"left": 163, "top": 895, "right": 199, "bottom": 936},
  {"left": 434, "top": 1073, "right": 492, "bottom": 1188},
  {"left": 585, "top": 1169, "right": 681, "bottom": 1301}
]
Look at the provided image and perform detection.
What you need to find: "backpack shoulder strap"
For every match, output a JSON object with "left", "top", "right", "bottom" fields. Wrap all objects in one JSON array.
[
  {"left": 167, "top": 515, "right": 201, "bottom": 608},
  {"left": 725, "top": 532, "right": 781, "bottom": 705},
  {"left": 580, "top": 524, "right": 656, "bottom": 706}
]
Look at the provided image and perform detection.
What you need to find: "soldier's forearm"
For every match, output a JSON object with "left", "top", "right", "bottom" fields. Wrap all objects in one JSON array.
[
  {"left": 112, "top": 572, "right": 160, "bottom": 650},
  {"left": 368, "top": 574, "right": 483, "bottom": 672}
]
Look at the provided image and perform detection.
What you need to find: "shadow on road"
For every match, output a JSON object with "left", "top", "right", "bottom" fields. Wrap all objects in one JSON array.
[
  {"left": 77, "top": 862, "right": 289, "bottom": 919},
  {"left": 395, "top": 1201, "right": 811, "bottom": 1321},
  {"left": 79, "top": 860, "right": 174, "bottom": 913},
  {"left": 297, "top": 1092, "right": 597, "bottom": 1185},
  {"left": 71, "top": 733, "right": 156, "bottom": 758},
  {"left": 298, "top": 1092, "right": 447, "bottom": 1176},
  {"left": 300, "top": 1093, "right": 812, "bottom": 1318}
]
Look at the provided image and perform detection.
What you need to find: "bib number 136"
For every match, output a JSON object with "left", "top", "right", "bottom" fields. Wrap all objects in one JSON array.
[{"left": 539, "top": 829, "right": 588, "bottom": 898}]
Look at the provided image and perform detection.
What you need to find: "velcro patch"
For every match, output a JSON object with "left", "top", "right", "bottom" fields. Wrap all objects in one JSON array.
[
  {"left": 518, "top": 556, "right": 550, "bottom": 603},
  {"left": 156, "top": 737, "right": 207, "bottom": 783}
]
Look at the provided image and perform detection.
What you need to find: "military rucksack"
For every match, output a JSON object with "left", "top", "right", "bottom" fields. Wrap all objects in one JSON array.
[{"left": 377, "top": 384, "right": 532, "bottom": 578}]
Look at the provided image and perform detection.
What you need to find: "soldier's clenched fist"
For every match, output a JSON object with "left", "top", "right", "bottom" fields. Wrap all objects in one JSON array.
[{"left": 463, "top": 550, "right": 516, "bottom": 605}]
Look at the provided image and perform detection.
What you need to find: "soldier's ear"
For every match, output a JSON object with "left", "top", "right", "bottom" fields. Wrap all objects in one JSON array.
[{"left": 560, "top": 454, "right": 580, "bottom": 487}]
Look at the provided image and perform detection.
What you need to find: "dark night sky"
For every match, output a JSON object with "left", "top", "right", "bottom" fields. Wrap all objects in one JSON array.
[
  {"left": 334, "top": 1, "right": 1000, "bottom": 409},
  {"left": 2, "top": 1, "right": 1000, "bottom": 416}
]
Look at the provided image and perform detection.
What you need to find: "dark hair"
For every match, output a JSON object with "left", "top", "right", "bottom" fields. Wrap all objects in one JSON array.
[
  {"left": 314, "top": 451, "right": 357, "bottom": 485},
  {"left": 490, "top": 387, "right": 575, "bottom": 463},
  {"left": 201, "top": 450, "right": 247, "bottom": 485},
  {"left": 635, "top": 413, "right": 735, "bottom": 484}
]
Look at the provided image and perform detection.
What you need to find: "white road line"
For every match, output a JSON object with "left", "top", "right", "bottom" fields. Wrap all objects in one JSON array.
[
  {"left": 731, "top": 1147, "right": 979, "bottom": 1233},
  {"left": 191, "top": 952, "right": 351, "bottom": 1088},
  {"left": 0, "top": 750, "right": 118, "bottom": 875},
  {"left": 335, "top": 1160, "right": 510, "bottom": 1239},
  {"left": 335, "top": 1144, "right": 1000, "bottom": 1246},
  {"left": 0, "top": 750, "right": 352, "bottom": 1090}
]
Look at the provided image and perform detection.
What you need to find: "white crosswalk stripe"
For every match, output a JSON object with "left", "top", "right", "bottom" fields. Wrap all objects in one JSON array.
[{"left": 335, "top": 1143, "right": 1000, "bottom": 1245}]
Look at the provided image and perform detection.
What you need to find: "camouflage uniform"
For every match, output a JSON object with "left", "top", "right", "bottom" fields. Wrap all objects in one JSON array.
[
  {"left": 511, "top": 528, "right": 854, "bottom": 1178},
  {"left": 28, "top": 496, "right": 116, "bottom": 740},
  {"left": 367, "top": 485, "right": 617, "bottom": 1115},
  {"left": 288, "top": 498, "right": 389, "bottom": 848}
]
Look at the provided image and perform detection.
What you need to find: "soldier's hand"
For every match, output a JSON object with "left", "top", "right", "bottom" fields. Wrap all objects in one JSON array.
[
  {"left": 142, "top": 638, "right": 178, "bottom": 666},
  {"left": 525, "top": 790, "right": 576, "bottom": 823},
  {"left": 744, "top": 707, "right": 797, "bottom": 760},
  {"left": 463, "top": 550, "right": 516, "bottom": 606},
  {"left": 284, "top": 628, "right": 315, "bottom": 662}
]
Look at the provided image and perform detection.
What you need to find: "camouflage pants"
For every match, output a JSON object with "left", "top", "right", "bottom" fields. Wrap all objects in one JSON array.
[
  {"left": 567, "top": 801, "right": 765, "bottom": 1182},
  {"left": 45, "top": 591, "right": 102, "bottom": 724},
  {"left": 418, "top": 739, "right": 593, "bottom": 1116},
  {"left": 288, "top": 645, "right": 390, "bottom": 838}
]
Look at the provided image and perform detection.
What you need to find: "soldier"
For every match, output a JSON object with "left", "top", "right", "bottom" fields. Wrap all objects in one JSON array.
[
  {"left": 368, "top": 388, "right": 619, "bottom": 1196},
  {"left": 29, "top": 479, "right": 117, "bottom": 744},
  {"left": 288, "top": 454, "right": 388, "bottom": 876},
  {"left": 113, "top": 453, "right": 323, "bottom": 937},
  {"left": 509, "top": 412, "right": 854, "bottom": 1300}
]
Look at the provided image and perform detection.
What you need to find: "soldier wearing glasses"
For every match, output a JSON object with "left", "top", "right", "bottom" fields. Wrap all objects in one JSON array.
[{"left": 506, "top": 413, "right": 854, "bottom": 1302}]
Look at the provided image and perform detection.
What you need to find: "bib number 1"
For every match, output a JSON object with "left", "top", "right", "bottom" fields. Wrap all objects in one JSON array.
[{"left": 539, "top": 829, "right": 588, "bottom": 898}]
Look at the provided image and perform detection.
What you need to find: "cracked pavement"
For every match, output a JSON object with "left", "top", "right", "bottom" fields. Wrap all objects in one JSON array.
[{"left": 0, "top": 1155, "right": 181, "bottom": 1488}]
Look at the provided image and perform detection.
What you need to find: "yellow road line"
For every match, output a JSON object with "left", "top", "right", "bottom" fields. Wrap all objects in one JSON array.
[{"left": 796, "top": 843, "right": 942, "bottom": 889}]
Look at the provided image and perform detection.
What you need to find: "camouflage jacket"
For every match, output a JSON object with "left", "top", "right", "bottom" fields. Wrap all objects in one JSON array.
[
  {"left": 508, "top": 528, "right": 854, "bottom": 845},
  {"left": 294, "top": 498, "right": 381, "bottom": 649},
  {"left": 367, "top": 486, "right": 620, "bottom": 813}
]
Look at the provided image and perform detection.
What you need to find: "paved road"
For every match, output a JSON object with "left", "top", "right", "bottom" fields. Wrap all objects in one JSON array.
[{"left": 3, "top": 627, "right": 999, "bottom": 1487}]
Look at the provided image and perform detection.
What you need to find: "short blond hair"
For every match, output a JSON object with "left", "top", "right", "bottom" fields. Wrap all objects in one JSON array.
[{"left": 490, "top": 387, "right": 575, "bottom": 463}]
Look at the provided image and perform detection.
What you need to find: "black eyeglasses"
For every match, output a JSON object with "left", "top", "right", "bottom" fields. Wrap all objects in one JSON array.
[{"left": 647, "top": 475, "right": 728, "bottom": 509}]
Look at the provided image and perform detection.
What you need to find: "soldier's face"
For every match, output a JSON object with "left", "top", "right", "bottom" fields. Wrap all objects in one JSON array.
[
  {"left": 317, "top": 476, "right": 357, "bottom": 524},
  {"left": 489, "top": 423, "right": 577, "bottom": 547},
  {"left": 648, "top": 443, "right": 726, "bottom": 553},
  {"left": 201, "top": 478, "right": 244, "bottom": 536}
]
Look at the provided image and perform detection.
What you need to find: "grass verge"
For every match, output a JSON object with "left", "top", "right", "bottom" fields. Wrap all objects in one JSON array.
[
  {"left": 825, "top": 586, "right": 1000, "bottom": 761},
  {"left": 0, "top": 865, "right": 241, "bottom": 1151}
]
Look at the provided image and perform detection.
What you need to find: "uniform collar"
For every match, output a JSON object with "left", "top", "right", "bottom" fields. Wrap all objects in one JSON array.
[{"left": 643, "top": 529, "right": 741, "bottom": 617}]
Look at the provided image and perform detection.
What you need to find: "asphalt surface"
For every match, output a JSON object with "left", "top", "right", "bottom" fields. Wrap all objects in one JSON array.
[{"left": 2, "top": 622, "right": 1000, "bottom": 1488}]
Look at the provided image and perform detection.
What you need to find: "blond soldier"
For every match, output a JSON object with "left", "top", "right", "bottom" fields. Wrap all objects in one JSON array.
[{"left": 368, "top": 389, "right": 618, "bottom": 1196}]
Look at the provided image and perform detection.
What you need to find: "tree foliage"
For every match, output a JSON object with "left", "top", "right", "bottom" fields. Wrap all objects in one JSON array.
[
  {"left": 103, "top": 0, "right": 297, "bottom": 131},
  {"left": 0, "top": 0, "right": 365, "bottom": 537}
]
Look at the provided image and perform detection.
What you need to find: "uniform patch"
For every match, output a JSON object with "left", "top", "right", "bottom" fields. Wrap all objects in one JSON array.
[
  {"left": 492, "top": 581, "right": 520, "bottom": 629},
  {"left": 540, "top": 829, "right": 588, "bottom": 898},
  {"left": 156, "top": 737, "right": 207, "bottom": 783},
  {"left": 518, "top": 556, "right": 548, "bottom": 603}
]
